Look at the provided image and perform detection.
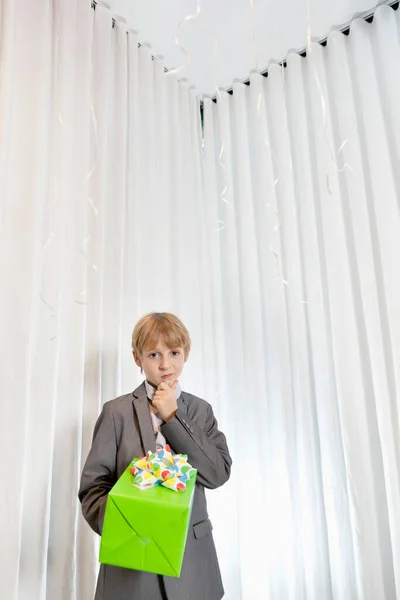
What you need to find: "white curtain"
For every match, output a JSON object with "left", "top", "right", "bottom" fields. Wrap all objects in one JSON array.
[
  {"left": 1, "top": 1, "right": 400, "bottom": 600},
  {"left": 203, "top": 4, "right": 400, "bottom": 600},
  {"left": 0, "top": 1, "right": 204, "bottom": 599}
]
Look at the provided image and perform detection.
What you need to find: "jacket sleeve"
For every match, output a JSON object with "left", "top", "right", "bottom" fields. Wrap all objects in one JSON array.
[
  {"left": 78, "top": 402, "right": 117, "bottom": 535},
  {"left": 161, "top": 402, "right": 232, "bottom": 489}
]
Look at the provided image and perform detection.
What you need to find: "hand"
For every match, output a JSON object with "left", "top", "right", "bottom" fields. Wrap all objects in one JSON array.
[{"left": 152, "top": 380, "right": 178, "bottom": 422}]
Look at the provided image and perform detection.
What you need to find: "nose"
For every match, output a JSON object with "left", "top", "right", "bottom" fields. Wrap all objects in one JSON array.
[{"left": 159, "top": 355, "right": 170, "bottom": 371}]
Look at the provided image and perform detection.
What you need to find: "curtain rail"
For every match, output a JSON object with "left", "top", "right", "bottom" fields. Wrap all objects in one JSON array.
[
  {"left": 206, "top": 0, "right": 399, "bottom": 103},
  {"left": 91, "top": 0, "right": 169, "bottom": 72},
  {"left": 90, "top": 1, "right": 399, "bottom": 103}
]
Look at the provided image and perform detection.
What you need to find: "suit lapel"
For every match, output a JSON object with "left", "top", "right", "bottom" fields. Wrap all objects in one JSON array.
[
  {"left": 177, "top": 392, "right": 188, "bottom": 416},
  {"left": 132, "top": 382, "right": 157, "bottom": 455}
]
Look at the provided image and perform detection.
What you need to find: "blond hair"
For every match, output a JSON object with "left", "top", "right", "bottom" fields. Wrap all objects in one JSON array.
[{"left": 132, "top": 313, "right": 191, "bottom": 359}]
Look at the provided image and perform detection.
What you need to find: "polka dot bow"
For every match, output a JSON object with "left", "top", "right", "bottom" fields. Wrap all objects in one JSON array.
[{"left": 130, "top": 445, "right": 195, "bottom": 492}]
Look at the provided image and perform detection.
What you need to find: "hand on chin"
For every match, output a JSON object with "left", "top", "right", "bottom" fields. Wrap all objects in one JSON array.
[{"left": 152, "top": 379, "right": 178, "bottom": 421}]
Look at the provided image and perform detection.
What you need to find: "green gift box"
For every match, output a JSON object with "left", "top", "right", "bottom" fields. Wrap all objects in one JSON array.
[{"left": 99, "top": 464, "right": 197, "bottom": 577}]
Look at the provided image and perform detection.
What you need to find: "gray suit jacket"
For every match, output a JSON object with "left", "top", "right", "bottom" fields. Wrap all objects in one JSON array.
[{"left": 79, "top": 382, "right": 232, "bottom": 600}]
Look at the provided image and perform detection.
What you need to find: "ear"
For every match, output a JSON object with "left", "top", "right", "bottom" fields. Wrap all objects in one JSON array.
[
  {"left": 184, "top": 345, "right": 191, "bottom": 362},
  {"left": 133, "top": 351, "right": 141, "bottom": 368}
]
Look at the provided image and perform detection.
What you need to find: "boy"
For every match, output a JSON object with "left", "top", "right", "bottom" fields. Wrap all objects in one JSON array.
[{"left": 79, "top": 312, "right": 232, "bottom": 600}]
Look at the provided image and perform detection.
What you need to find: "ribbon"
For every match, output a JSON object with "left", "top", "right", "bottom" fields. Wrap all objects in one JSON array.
[{"left": 130, "top": 444, "right": 195, "bottom": 492}]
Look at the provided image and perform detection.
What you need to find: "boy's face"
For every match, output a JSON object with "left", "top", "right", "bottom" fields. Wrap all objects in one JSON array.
[{"left": 133, "top": 339, "right": 188, "bottom": 389}]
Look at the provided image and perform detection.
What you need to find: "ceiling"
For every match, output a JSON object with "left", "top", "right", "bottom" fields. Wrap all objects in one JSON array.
[{"left": 104, "top": 0, "right": 383, "bottom": 96}]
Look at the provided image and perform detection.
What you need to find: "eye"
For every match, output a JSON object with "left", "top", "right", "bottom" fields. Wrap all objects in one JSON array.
[
  {"left": 171, "top": 351, "right": 180, "bottom": 356},
  {"left": 149, "top": 352, "right": 158, "bottom": 359}
]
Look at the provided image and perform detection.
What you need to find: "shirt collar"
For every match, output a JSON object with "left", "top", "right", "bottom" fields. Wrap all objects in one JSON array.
[{"left": 145, "top": 380, "right": 182, "bottom": 402}]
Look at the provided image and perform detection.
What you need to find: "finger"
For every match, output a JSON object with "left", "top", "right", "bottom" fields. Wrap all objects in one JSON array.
[
  {"left": 170, "top": 380, "right": 179, "bottom": 389},
  {"left": 158, "top": 382, "right": 169, "bottom": 391}
]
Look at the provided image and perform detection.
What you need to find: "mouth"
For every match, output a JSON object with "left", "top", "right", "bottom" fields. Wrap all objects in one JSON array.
[{"left": 161, "top": 374, "right": 173, "bottom": 380}]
